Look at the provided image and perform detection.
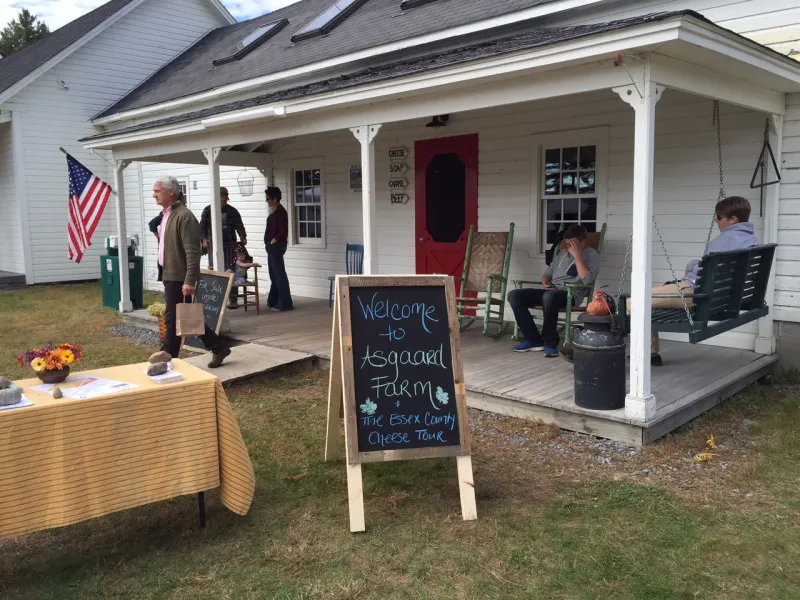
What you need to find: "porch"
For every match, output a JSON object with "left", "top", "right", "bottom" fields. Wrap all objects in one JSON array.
[
  {"left": 82, "top": 11, "right": 800, "bottom": 435},
  {"left": 223, "top": 296, "right": 777, "bottom": 445}
]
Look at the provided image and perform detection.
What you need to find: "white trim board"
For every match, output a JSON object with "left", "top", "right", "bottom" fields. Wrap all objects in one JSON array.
[{"left": 11, "top": 111, "right": 34, "bottom": 284}]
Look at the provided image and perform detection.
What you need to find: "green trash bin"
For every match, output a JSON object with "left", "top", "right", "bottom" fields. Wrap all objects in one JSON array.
[{"left": 101, "top": 253, "right": 144, "bottom": 310}]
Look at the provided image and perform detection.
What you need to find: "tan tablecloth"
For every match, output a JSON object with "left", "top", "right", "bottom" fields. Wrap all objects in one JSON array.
[{"left": 0, "top": 360, "right": 255, "bottom": 539}]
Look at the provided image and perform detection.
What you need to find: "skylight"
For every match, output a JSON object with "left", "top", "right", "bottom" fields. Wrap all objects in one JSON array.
[
  {"left": 214, "top": 18, "right": 289, "bottom": 66},
  {"left": 400, "top": 0, "right": 439, "bottom": 9},
  {"left": 291, "top": 0, "right": 368, "bottom": 43}
]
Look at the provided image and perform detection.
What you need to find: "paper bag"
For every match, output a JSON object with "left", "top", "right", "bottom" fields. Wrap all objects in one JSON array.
[{"left": 176, "top": 299, "right": 205, "bottom": 337}]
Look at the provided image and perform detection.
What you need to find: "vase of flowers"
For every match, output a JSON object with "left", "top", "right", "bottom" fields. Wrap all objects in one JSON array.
[
  {"left": 147, "top": 303, "right": 167, "bottom": 342},
  {"left": 17, "top": 344, "right": 83, "bottom": 384}
]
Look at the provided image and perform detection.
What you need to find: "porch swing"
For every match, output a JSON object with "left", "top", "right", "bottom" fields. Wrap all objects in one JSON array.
[{"left": 616, "top": 101, "right": 777, "bottom": 344}]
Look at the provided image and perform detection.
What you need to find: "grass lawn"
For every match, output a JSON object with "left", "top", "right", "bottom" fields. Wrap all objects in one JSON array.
[{"left": 1, "top": 283, "right": 799, "bottom": 599}]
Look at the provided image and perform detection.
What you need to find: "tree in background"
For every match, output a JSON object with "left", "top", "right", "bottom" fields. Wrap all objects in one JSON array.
[{"left": 0, "top": 9, "right": 49, "bottom": 57}]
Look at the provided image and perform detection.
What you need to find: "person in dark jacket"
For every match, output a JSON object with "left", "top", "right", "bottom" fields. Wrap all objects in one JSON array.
[
  {"left": 264, "top": 186, "right": 293, "bottom": 311},
  {"left": 200, "top": 187, "right": 247, "bottom": 307}
]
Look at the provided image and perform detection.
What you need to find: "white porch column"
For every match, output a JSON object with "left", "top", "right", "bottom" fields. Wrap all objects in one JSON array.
[
  {"left": 202, "top": 147, "right": 224, "bottom": 272},
  {"left": 755, "top": 113, "right": 784, "bottom": 355},
  {"left": 614, "top": 80, "right": 663, "bottom": 422},
  {"left": 113, "top": 158, "right": 133, "bottom": 313},
  {"left": 350, "top": 124, "right": 382, "bottom": 275}
]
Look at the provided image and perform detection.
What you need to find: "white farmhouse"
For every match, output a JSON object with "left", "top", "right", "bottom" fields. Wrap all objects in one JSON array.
[{"left": 4, "top": 0, "right": 800, "bottom": 441}]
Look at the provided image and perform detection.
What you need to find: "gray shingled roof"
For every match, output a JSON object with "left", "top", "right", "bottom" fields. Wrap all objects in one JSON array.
[
  {"left": 0, "top": 0, "right": 137, "bottom": 97},
  {"left": 83, "top": 11, "right": 709, "bottom": 143},
  {"left": 95, "top": 0, "right": 563, "bottom": 118}
]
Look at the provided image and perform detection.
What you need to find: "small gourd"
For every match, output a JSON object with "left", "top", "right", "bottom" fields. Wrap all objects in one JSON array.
[{"left": 586, "top": 291, "right": 612, "bottom": 317}]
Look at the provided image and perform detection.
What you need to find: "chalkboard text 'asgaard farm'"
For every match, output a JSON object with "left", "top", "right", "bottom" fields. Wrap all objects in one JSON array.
[{"left": 349, "top": 286, "right": 460, "bottom": 452}]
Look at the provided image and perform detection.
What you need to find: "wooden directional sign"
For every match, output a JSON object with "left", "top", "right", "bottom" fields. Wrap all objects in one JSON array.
[
  {"left": 388, "top": 147, "right": 409, "bottom": 162},
  {"left": 389, "top": 162, "right": 408, "bottom": 176},
  {"left": 325, "top": 275, "right": 477, "bottom": 532},
  {"left": 388, "top": 178, "right": 408, "bottom": 190},
  {"left": 390, "top": 193, "right": 409, "bottom": 205}
]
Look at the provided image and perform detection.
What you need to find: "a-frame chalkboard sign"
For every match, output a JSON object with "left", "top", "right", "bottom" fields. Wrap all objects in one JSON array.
[{"left": 325, "top": 275, "right": 477, "bottom": 532}]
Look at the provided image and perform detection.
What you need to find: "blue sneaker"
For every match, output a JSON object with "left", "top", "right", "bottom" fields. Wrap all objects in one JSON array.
[
  {"left": 543, "top": 347, "right": 559, "bottom": 358},
  {"left": 512, "top": 340, "right": 544, "bottom": 352}
]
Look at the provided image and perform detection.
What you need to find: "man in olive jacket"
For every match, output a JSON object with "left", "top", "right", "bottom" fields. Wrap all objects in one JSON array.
[{"left": 154, "top": 176, "right": 230, "bottom": 367}]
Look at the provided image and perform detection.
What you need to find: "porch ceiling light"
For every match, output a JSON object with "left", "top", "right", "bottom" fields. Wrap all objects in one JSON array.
[
  {"left": 425, "top": 114, "right": 449, "bottom": 128},
  {"left": 201, "top": 106, "right": 284, "bottom": 129}
]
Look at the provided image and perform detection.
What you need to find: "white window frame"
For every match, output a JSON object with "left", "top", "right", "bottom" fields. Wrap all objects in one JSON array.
[
  {"left": 289, "top": 161, "right": 326, "bottom": 247},
  {"left": 176, "top": 178, "right": 189, "bottom": 203},
  {"left": 528, "top": 127, "right": 608, "bottom": 258}
]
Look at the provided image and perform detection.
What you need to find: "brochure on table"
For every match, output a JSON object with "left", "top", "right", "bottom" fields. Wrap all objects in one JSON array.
[{"left": 32, "top": 375, "right": 139, "bottom": 399}]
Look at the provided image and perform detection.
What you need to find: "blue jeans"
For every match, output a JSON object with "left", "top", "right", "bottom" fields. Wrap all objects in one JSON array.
[
  {"left": 266, "top": 242, "right": 293, "bottom": 310},
  {"left": 508, "top": 287, "right": 571, "bottom": 348}
]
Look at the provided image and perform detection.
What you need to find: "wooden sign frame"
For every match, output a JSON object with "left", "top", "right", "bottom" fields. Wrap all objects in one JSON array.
[
  {"left": 198, "top": 268, "right": 233, "bottom": 335},
  {"left": 325, "top": 274, "right": 477, "bottom": 532}
]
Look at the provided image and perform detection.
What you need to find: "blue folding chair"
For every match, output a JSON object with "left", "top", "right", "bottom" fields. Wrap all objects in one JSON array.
[{"left": 329, "top": 243, "right": 364, "bottom": 307}]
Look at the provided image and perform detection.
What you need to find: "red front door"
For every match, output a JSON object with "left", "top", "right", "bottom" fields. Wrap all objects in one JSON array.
[{"left": 415, "top": 134, "right": 478, "bottom": 277}]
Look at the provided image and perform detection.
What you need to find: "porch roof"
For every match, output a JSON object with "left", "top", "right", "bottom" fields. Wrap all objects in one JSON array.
[{"left": 81, "top": 10, "right": 800, "bottom": 153}]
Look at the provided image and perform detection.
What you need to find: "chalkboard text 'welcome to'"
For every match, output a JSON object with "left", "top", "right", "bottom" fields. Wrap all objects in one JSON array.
[{"left": 349, "top": 286, "right": 460, "bottom": 453}]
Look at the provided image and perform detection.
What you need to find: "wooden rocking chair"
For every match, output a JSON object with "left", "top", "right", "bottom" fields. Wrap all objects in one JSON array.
[
  {"left": 511, "top": 223, "right": 607, "bottom": 349},
  {"left": 455, "top": 223, "right": 514, "bottom": 338}
]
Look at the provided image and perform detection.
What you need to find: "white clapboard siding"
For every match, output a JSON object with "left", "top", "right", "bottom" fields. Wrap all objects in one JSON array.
[
  {"left": 0, "top": 122, "right": 21, "bottom": 273},
  {"left": 132, "top": 162, "right": 268, "bottom": 290},
  {"left": 127, "top": 89, "right": 766, "bottom": 347},
  {"left": 775, "top": 94, "right": 800, "bottom": 322},
  {"left": 547, "top": 0, "right": 800, "bottom": 57},
  {"left": 2, "top": 0, "right": 227, "bottom": 283}
]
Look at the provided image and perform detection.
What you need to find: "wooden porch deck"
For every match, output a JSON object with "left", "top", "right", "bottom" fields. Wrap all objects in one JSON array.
[{"left": 226, "top": 296, "right": 778, "bottom": 445}]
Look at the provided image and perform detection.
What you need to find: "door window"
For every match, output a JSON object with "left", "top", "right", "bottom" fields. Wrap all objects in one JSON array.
[{"left": 425, "top": 153, "right": 465, "bottom": 243}]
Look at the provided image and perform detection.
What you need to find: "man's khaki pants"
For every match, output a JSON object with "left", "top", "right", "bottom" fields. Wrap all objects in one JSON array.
[{"left": 626, "top": 282, "right": 694, "bottom": 354}]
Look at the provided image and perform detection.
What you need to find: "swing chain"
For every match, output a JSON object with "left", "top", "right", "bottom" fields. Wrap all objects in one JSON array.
[
  {"left": 709, "top": 100, "right": 725, "bottom": 243},
  {"left": 651, "top": 216, "right": 694, "bottom": 327},
  {"left": 617, "top": 234, "right": 633, "bottom": 298}
]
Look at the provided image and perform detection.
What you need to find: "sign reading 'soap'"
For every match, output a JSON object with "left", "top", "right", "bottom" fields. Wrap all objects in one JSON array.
[{"left": 325, "top": 275, "right": 477, "bottom": 533}]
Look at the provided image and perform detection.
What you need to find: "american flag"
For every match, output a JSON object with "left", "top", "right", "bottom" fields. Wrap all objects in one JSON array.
[{"left": 66, "top": 154, "right": 112, "bottom": 263}]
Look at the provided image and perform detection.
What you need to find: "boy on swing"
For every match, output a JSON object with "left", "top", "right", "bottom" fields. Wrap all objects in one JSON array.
[{"left": 634, "top": 196, "right": 758, "bottom": 366}]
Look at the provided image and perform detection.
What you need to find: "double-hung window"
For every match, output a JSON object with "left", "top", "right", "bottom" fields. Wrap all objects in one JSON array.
[
  {"left": 292, "top": 167, "right": 324, "bottom": 245},
  {"left": 531, "top": 128, "right": 608, "bottom": 254}
]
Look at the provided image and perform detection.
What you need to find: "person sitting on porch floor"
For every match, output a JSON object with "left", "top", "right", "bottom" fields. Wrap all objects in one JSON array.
[
  {"left": 630, "top": 195, "right": 759, "bottom": 367},
  {"left": 510, "top": 224, "right": 600, "bottom": 358}
]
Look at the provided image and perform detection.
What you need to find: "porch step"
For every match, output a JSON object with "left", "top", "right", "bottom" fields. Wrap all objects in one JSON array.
[{"left": 184, "top": 343, "right": 314, "bottom": 385}]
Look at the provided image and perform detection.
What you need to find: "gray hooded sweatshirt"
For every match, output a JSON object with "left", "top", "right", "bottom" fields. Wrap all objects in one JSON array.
[
  {"left": 683, "top": 222, "right": 759, "bottom": 284},
  {"left": 543, "top": 247, "right": 601, "bottom": 305}
]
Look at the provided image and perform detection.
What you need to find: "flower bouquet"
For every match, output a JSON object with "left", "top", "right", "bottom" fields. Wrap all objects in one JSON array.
[
  {"left": 17, "top": 344, "right": 84, "bottom": 384},
  {"left": 147, "top": 302, "right": 167, "bottom": 341}
]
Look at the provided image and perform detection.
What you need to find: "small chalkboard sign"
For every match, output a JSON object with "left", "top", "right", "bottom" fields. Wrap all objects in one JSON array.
[
  {"left": 196, "top": 269, "right": 233, "bottom": 335},
  {"left": 325, "top": 275, "right": 476, "bottom": 532}
]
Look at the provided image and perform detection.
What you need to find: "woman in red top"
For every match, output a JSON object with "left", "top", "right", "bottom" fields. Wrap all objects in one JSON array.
[{"left": 264, "top": 187, "right": 293, "bottom": 311}]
